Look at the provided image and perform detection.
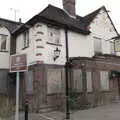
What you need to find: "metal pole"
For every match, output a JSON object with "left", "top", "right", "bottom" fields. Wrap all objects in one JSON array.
[
  {"left": 65, "top": 29, "right": 70, "bottom": 120},
  {"left": 25, "top": 100, "right": 28, "bottom": 120},
  {"left": 65, "top": 62, "right": 70, "bottom": 120},
  {"left": 81, "top": 64, "right": 87, "bottom": 103},
  {"left": 14, "top": 10, "right": 17, "bottom": 21},
  {"left": 10, "top": 8, "right": 19, "bottom": 21},
  {"left": 15, "top": 72, "right": 20, "bottom": 120}
]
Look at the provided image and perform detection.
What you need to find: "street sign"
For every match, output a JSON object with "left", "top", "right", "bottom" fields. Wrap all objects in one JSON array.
[
  {"left": 10, "top": 54, "right": 27, "bottom": 120},
  {"left": 10, "top": 54, "right": 27, "bottom": 72}
]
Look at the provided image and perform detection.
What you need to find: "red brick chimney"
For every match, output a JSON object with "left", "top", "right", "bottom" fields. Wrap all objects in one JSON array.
[{"left": 62, "top": 0, "right": 76, "bottom": 17}]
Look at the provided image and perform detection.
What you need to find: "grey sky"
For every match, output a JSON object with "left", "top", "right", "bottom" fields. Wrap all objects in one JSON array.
[{"left": 0, "top": 0, "right": 120, "bottom": 32}]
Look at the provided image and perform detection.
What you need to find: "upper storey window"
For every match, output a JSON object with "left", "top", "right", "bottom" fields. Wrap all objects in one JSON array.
[
  {"left": 23, "top": 30, "right": 29, "bottom": 48},
  {"left": 48, "top": 27, "right": 60, "bottom": 45},
  {"left": 110, "top": 41, "right": 115, "bottom": 54},
  {"left": 93, "top": 36, "right": 102, "bottom": 54},
  {"left": 0, "top": 34, "right": 7, "bottom": 51}
]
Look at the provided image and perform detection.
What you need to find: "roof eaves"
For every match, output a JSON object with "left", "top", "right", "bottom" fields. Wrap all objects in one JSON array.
[
  {"left": 12, "top": 4, "right": 90, "bottom": 36},
  {"left": 37, "top": 15, "right": 90, "bottom": 34},
  {"left": 111, "top": 35, "right": 120, "bottom": 40},
  {"left": 0, "top": 17, "right": 22, "bottom": 25},
  {"left": 83, "top": 6, "right": 104, "bottom": 26},
  {"left": 12, "top": 15, "right": 38, "bottom": 35},
  {"left": 103, "top": 6, "right": 119, "bottom": 36}
]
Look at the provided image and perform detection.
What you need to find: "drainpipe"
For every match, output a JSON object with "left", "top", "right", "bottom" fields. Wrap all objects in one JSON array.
[
  {"left": 113, "top": 39, "right": 116, "bottom": 55},
  {"left": 81, "top": 63, "right": 87, "bottom": 104},
  {"left": 65, "top": 29, "right": 70, "bottom": 120}
]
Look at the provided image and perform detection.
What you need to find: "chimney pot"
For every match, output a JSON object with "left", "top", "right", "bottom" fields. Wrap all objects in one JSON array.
[
  {"left": 19, "top": 18, "right": 22, "bottom": 23},
  {"left": 62, "top": 0, "right": 76, "bottom": 17}
]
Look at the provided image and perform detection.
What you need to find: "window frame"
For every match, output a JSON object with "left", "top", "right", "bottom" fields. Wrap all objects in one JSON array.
[
  {"left": 86, "top": 71, "right": 93, "bottom": 92},
  {"left": 110, "top": 41, "right": 115, "bottom": 54},
  {"left": 93, "top": 36, "right": 102, "bottom": 54},
  {"left": 47, "top": 26, "right": 61, "bottom": 45},
  {"left": 73, "top": 69, "right": 93, "bottom": 93},
  {"left": 24, "top": 71, "right": 34, "bottom": 95},
  {"left": 0, "top": 34, "right": 8, "bottom": 52},
  {"left": 47, "top": 68, "right": 62, "bottom": 94},
  {"left": 23, "top": 30, "right": 29, "bottom": 49},
  {"left": 100, "top": 71, "right": 109, "bottom": 91},
  {"left": 73, "top": 69, "right": 83, "bottom": 92}
]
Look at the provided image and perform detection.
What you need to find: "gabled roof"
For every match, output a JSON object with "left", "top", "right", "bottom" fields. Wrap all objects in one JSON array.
[
  {"left": 0, "top": 18, "right": 23, "bottom": 33},
  {"left": 84, "top": 6, "right": 104, "bottom": 26},
  {"left": 12, "top": 4, "right": 119, "bottom": 37},
  {"left": 12, "top": 4, "right": 90, "bottom": 35},
  {"left": 83, "top": 6, "right": 119, "bottom": 36}
]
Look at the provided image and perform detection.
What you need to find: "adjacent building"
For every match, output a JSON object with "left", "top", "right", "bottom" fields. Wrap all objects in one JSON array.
[{"left": 0, "top": 18, "right": 22, "bottom": 111}]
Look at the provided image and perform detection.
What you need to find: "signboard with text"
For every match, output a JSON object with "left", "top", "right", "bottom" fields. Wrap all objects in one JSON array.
[{"left": 10, "top": 54, "right": 27, "bottom": 72}]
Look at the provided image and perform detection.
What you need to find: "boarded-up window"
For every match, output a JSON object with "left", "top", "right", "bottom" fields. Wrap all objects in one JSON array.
[
  {"left": 0, "top": 71, "right": 8, "bottom": 93},
  {"left": 100, "top": 71, "right": 109, "bottom": 90},
  {"left": 47, "top": 69, "right": 62, "bottom": 94},
  {"left": 48, "top": 27, "right": 60, "bottom": 44},
  {"left": 94, "top": 37, "right": 102, "bottom": 53},
  {"left": 110, "top": 41, "right": 115, "bottom": 54},
  {"left": 87, "top": 71, "right": 92, "bottom": 92},
  {"left": 25, "top": 71, "right": 34, "bottom": 94},
  {"left": 73, "top": 69, "right": 82, "bottom": 92}
]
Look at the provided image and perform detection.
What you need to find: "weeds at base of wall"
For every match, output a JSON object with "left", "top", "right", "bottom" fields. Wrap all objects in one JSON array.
[
  {"left": 93, "top": 90, "right": 106, "bottom": 106},
  {"left": 0, "top": 97, "right": 15, "bottom": 118},
  {"left": 68, "top": 89, "right": 108, "bottom": 110},
  {"left": 68, "top": 89, "right": 92, "bottom": 110}
]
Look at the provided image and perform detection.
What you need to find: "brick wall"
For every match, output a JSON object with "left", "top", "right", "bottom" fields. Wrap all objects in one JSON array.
[
  {"left": 22, "top": 64, "right": 65, "bottom": 112},
  {"left": 71, "top": 55, "right": 120, "bottom": 106}
]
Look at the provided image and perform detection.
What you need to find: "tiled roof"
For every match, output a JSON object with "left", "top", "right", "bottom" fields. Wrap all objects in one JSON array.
[
  {"left": 38, "top": 5, "right": 89, "bottom": 34},
  {"left": 12, "top": 4, "right": 90, "bottom": 35},
  {"left": 83, "top": 6, "right": 104, "bottom": 26},
  {"left": 0, "top": 18, "right": 23, "bottom": 33},
  {"left": 83, "top": 6, "right": 119, "bottom": 36},
  {"left": 12, "top": 5, "right": 119, "bottom": 36}
]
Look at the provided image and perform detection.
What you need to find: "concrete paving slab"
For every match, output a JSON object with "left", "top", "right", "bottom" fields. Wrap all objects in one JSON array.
[{"left": 1, "top": 103, "right": 120, "bottom": 120}]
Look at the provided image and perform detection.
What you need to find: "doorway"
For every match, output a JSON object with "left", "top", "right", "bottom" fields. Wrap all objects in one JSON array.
[{"left": 110, "top": 70, "right": 120, "bottom": 97}]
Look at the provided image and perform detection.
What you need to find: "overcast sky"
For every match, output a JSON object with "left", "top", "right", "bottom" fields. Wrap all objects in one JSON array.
[{"left": 0, "top": 0, "right": 120, "bottom": 32}]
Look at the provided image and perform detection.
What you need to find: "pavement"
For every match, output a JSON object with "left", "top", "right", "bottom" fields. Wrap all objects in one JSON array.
[
  {"left": 41, "top": 103, "right": 120, "bottom": 120},
  {"left": 0, "top": 113, "right": 55, "bottom": 120},
  {"left": 1, "top": 103, "right": 120, "bottom": 120},
  {"left": 72, "top": 103, "right": 120, "bottom": 120}
]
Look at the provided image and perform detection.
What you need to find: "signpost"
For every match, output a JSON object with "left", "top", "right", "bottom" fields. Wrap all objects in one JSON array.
[{"left": 10, "top": 54, "right": 27, "bottom": 120}]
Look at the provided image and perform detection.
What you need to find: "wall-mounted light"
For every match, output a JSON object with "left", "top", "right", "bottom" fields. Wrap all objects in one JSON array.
[{"left": 53, "top": 47, "right": 61, "bottom": 61}]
